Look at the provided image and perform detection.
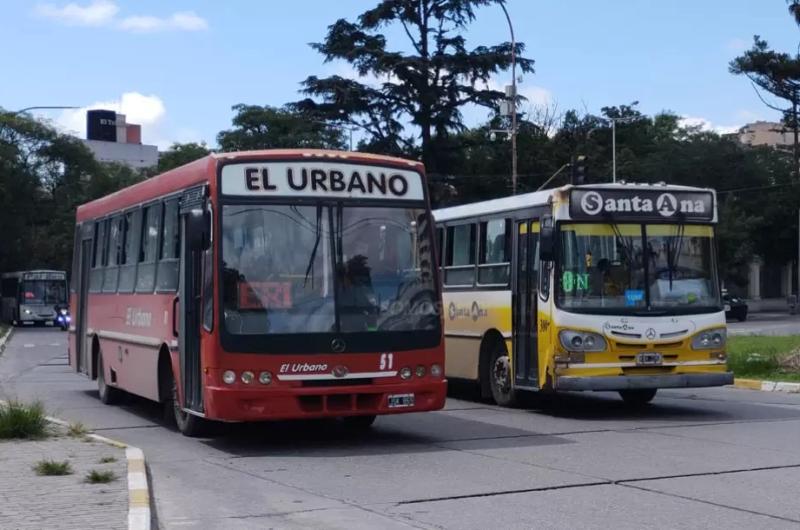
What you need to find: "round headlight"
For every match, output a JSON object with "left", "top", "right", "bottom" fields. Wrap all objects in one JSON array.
[
  {"left": 60, "top": 308, "right": 68, "bottom": 315},
  {"left": 241, "top": 371, "right": 254, "bottom": 384},
  {"left": 400, "top": 367, "right": 412, "bottom": 380},
  {"left": 415, "top": 365, "right": 426, "bottom": 377},
  {"left": 222, "top": 370, "right": 236, "bottom": 384},
  {"left": 258, "top": 371, "right": 272, "bottom": 385},
  {"left": 571, "top": 335, "right": 583, "bottom": 348},
  {"left": 712, "top": 333, "right": 722, "bottom": 345},
  {"left": 700, "top": 335, "right": 710, "bottom": 347},
  {"left": 430, "top": 364, "right": 443, "bottom": 378},
  {"left": 24, "top": 309, "right": 31, "bottom": 315},
  {"left": 584, "top": 336, "right": 595, "bottom": 348}
]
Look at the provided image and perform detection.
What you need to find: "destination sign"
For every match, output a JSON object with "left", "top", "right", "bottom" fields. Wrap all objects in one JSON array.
[
  {"left": 220, "top": 162, "right": 425, "bottom": 201},
  {"left": 569, "top": 188, "right": 714, "bottom": 221},
  {"left": 22, "top": 272, "right": 66, "bottom": 281}
]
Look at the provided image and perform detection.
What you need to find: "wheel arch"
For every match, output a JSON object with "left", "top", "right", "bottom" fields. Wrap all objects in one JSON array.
[{"left": 478, "top": 328, "right": 507, "bottom": 399}]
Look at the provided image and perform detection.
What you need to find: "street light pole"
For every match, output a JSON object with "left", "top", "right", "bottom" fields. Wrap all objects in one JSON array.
[
  {"left": 11, "top": 106, "right": 79, "bottom": 116},
  {"left": 499, "top": 2, "right": 517, "bottom": 195},
  {"left": 612, "top": 119, "right": 617, "bottom": 183}
]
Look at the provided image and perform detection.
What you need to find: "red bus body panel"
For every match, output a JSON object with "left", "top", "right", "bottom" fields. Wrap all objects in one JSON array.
[{"left": 69, "top": 150, "right": 446, "bottom": 421}]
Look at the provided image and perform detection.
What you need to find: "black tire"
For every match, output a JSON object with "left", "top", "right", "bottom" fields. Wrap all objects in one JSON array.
[
  {"left": 737, "top": 309, "right": 747, "bottom": 322},
  {"left": 97, "top": 354, "right": 122, "bottom": 405},
  {"left": 487, "top": 341, "right": 519, "bottom": 407},
  {"left": 342, "top": 415, "right": 377, "bottom": 432},
  {"left": 166, "top": 374, "right": 209, "bottom": 437},
  {"left": 619, "top": 388, "right": 657, "bottom": 406}
]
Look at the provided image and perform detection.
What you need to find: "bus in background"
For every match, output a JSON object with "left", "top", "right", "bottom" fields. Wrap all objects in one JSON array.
[
  {"left": 69, "top": 149, "right": 445, "bottom": 436},
  {"left": 1, "top": 270, "right": 68, "bottom": 327},
  {"left": 433, "top": 183, "right": 731, "bottom": 407}
]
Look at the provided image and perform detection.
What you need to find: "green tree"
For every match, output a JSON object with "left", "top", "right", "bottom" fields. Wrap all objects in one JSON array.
[
  {"left": 217, "top": 104, "right": 346, "bottom": 152},
  {"left": 158, "top": 142, "right": 211, "bottom": 173},
  {"left": 0, "top": 111, "right": 143, "bottom": 274},
  {"left": 297, "top": 0, "right": 534, "bottom": 173}
]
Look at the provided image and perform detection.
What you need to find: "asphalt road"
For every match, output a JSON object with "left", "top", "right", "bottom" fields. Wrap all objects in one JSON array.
[
  {"left": 2, "top": 327, "right": 800, "bottom": 529},
  {"left": 727, "top": 312, "right": 800, "bottom": 336}
]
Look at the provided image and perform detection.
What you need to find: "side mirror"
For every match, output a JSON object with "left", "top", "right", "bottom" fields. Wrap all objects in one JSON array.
[
  {"left": 186, "top": 208, "right": 210, "bottom": 251},
  {"left": 539, "top": 214, "right": 555, "bottom": 262}
]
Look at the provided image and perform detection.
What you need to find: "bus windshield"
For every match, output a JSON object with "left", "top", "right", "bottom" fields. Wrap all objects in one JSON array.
[
  {"left": 221, "top": 204, "right": 439, "bottom": 336},
  {"left": 21, "top": 280, "right": 66, "bottom": 305},
  {"left": 557, "top": 223, "right": 720, "bottom": 314}
]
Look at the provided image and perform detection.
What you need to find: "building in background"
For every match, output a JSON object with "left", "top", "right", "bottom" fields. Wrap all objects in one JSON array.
[
  {"left": 82, "top": 109, "right": 158, "bottom": 169},
  {"left": 736, "top": 121, "right": 793, "bottom": 148}
]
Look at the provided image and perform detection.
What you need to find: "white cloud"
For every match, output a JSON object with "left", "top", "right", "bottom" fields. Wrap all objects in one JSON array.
[
  {"left": 118, "top": 11, "right": 208, "bottom": 33},
  {"left": 34, "top": 1, "right": 208, "bottom": 32},
  {"left": 726, "top": 37, "right": 750, "bottom": 52},
  {"left": 35, "top": 0, "right": 118, "bottom": 26},
  {"left": 679, "top": 116, "right": 741, "bottom": 135}
]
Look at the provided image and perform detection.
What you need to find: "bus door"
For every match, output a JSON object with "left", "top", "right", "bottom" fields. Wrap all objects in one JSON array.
[
  {"left": 75, "top": 226, "right": 93, "bottom": 375},
  {"left": 513, "top": 220, "right": 539, "bottom": 388},
  {"left": 177, "top": 187, "right": 208, "bottom": 413}
]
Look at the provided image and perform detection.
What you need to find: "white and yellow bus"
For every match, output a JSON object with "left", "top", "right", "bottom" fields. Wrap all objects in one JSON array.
[{"left": 433, "top": 183, "right": 732, "bottom": 406}]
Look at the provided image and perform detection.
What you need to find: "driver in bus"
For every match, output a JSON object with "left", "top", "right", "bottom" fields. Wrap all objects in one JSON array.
[{"left": 339, "top": 240, "right": 378, "bottom": 331}]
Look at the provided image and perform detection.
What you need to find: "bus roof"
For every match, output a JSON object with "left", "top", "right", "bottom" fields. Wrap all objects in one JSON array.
[
  {"left": 76, "top": 149, "right": 425, "bottom": 222},
  {"left": 433, "top": 182, "right": 716, "bottom": 223}
]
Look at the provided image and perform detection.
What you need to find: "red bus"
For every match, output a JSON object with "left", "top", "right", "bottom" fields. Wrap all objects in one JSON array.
[{"left": 68, "top": 150, "right": 446, "bottom": 436}]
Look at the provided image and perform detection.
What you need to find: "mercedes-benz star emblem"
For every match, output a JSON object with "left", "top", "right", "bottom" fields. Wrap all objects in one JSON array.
[
  {"left": 331, "top": 338, "right": 346, "bottom": 353},
  {"left": 332, "top": 365, "right": 349, "bottom": 378},
  {"left": 645, "top": 328, "right": 657, "bottom": 340}
]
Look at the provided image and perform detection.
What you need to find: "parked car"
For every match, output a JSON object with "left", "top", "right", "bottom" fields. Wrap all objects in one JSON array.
[{"left": 722, "top": 290, "right": 748, "bottom": 321}]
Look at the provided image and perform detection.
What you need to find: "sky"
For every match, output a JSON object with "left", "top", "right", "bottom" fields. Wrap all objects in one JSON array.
[{"left": 1, "top": 0, "right": 797, "bottom": 150}]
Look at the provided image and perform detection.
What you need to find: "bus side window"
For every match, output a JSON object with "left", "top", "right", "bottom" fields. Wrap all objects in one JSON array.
[
  {"left": 136, "top": 203, "right": 161, "bottom": 293},
  {"left": 118, "top": 210, "right": 140, "bottom": 293},
  {"left": 478, "top": 218, "right": 510, "bottom": 285},
  {"left": 444, "top": 223, "right": 476, "bottom": 286},
  {"left": 103, "top": 215, "right": 122, "bottom": 293},
  {"left": 89, "top": 220, "right": 106, "bottom": 293},
  {"left": 70, "top": 224, "right": 80, "bottom": 294},
  {"left": 157, "top": 199, "right": 180, "bottom": 292}
]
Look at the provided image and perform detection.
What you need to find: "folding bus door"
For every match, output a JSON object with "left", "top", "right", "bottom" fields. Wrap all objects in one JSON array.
[{"left": 513, "top": 220, "right": 539, "bottom": 388}]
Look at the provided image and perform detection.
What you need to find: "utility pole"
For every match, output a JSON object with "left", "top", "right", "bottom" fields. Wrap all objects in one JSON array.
[{"left": 499, "top": 2, "right": 517, "bottom": 195}]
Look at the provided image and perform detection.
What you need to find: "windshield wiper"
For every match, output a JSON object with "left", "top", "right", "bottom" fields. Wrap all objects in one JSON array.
[
  {"left": 303, "top": 205, "right": 323, "bottom": 288},
  {"left": 665, "top": 223, "right": 686, "bottom": 290}
]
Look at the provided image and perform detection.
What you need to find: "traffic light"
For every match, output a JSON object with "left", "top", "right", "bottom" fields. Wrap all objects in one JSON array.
[{"left": 572, "top": 155, "right": 587, "bottom": 184}]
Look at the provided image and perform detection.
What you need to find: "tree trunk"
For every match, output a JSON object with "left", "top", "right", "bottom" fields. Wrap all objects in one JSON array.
[{"left": 794, "top": 92, "right": 799, "bottom": 178}]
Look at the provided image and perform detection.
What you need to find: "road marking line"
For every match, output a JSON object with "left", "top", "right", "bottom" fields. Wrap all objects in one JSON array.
[{"left": 23, "top": 343, "right": 35, "bottom": 348}]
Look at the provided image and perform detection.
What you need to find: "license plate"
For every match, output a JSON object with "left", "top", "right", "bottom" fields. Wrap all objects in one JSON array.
[
  {"left": 636, "top": 352, "right": 663, "bottom": 366},
  {"left": 724, "top": 304, "right": 731, "bottom": 311},
  {"left": 387, "top": 393, "right": 415, "bottom": 408}
]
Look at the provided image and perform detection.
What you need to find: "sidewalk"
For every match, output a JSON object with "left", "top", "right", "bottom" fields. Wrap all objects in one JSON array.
[{"left": 0, "top": 422, "right": 128, "bottom": 530}]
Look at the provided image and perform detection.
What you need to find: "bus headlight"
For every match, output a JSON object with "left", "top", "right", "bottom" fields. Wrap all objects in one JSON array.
[
  {"left": 430, "top": 364, "right": 443, "bottom": 378},
  {"left": 241, "top": 371, "right": 255, "bottom": 384},
  {"left": 559, "top": 330, "right": 607, "bottom": 352},
  {"left": 692, "top": 328, "right": 726, "bottom": 350},
  {"left": 222, "top": 370, "right": 236, "bottom": 384},
  {"left": 399, "top": 367, "right": 412, "bottom": 380},
  {"left": 258, "top": 371, "right": 273, "bottom": 385},
  {"left": 415, "top": 365, "right": 426, "bottom": 377}
]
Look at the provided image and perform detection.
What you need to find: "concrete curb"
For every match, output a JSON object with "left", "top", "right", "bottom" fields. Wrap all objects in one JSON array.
[
  {"left": 18, "top": 410, "right": 152, "bottom": 530},
  {"left": 733, "top": 378, "right": 800, "bottom": 393},
  {"left": 0, "top": 326, "right": 13, "bottom": 353}
]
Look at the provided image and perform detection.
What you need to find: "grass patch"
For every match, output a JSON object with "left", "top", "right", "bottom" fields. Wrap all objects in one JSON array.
[
  {"left": 33, "top": 459, "right": 73, "bottom": 476},
  {"left": 0, "top": 400, "right": 48, "bottom": 439},
  {"left": 98, "top": 456, "right": 117, "bottom": 464},
  {"left": 85, "top": 469, "right": 117, "bottom": 484},
  {"left": 67, "top": 422, "right": 88, "bottom": 437},
  {"left": 728, "top": 335, "right": 800, "bottom": 382}
]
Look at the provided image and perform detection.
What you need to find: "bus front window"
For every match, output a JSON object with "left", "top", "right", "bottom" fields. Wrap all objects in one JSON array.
[
  {"left": 221, "top": 204, "right": 439, "bottom": 336},
  {"left": 21, "top": 280, "right": 66, "bottom": 305},
  {"left": 558, "top": 223, "right": 720, "bottom": 313}
]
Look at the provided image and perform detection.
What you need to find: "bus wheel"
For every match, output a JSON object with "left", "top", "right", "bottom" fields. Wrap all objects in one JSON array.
[
  {"left": 97, "top": 355, "right": 122, "bottom": 405},
  {"left": 619, "top": 389, "right": 657, "bottom": 406},
  {"left": 168, "top": 376, "right": 208, "bottom": 437},
  {"left": 489, "top": 342, "right": 518, "bottom": 407},
  {"left": 341, "top": 415, "right": 376, "bottom": 432}
]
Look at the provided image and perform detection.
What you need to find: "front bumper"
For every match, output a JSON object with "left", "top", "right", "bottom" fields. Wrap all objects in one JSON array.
[
  {"left": 555, "top": 372, "right": 734, "bottom": 391},
  {"left": 203, "top": 380, "right": 447, "bottom": 422}
]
